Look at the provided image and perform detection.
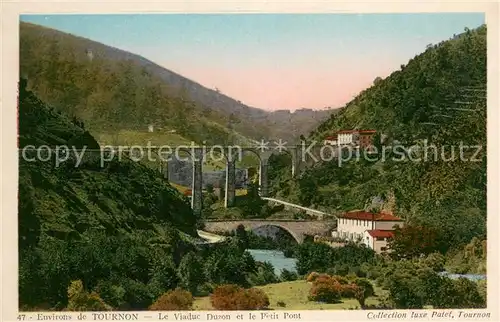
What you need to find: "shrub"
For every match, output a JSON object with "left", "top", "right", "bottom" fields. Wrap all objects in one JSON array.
[
  {"left": 306, "top": 272, "right": 320, "bottom": 282},
  {"left": 314, "top": 274, "right": 333, "bottom": 284},
  {"left": 149, "top": 288, "right": 194, "bottom": 311},
  {"left": 477, "top": 280, "right": 487, "bottom": 303},
  {"left": 249, "top": 262, "right": 279, "bottom": 286},
  {"left": 346, "top": 273, "right": 358, "bottom": 281},
  {"left": 93, "top": 280, "right": 126, "bottom": 309},
  {"left": 421, "top": 252, "right": 446, "bottom": 272},
  {"left": 280, "top": 269, "right": 299, "bottom": 282},
  {"left": 352, "top": 278, "right": 375, "bottom": 308},
  {"left": 66, "top": 280, "right": 112, "bottom": 311},
  {"left": 210, "top": 285, "right": 244, "bottom": 310},
  {"left": 330, "top": 275, "right": 349, "bottom": 285},
  {"left": 178, "top": 252, "right": 205, "bottom": 295},
  {"left": 120, "top": 278, "right": 154, "bottom": 310},
  {"left": 210, "top": 285, "right": 270, "bottom": 310},
  {"left": 308, "top": 278, "right": 342, "bottom": 303},
  {"left": 198, "top": 283, "right": 215, "bottom": 297},
  {"left": 241, "top": 288, "right": 270, "bottom": 310},
  {"left": 340, "top": 284, "right": 358, "bottom": 298},
  {"left": 277, "top": 301, "right": 286, "bottom": 307}
]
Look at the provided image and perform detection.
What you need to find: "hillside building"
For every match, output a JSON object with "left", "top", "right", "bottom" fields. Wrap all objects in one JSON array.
[
  {"left": 332, "top": 210, "right": 403, "bottom": 253},
  {"left": 324, "top": 129, "right": 377, "bottom": 149},
  {"left": 337, "top": 130, "right": 358, "bottom": 145},
  {"left": 364, "top": 230, "right": 394, "bottom": 253},
  {"left": 358, "top": 130, "right": 377, "bottom": 148},
  {"left": 323, "top": 135, "right": 338, "bottom": 145}
]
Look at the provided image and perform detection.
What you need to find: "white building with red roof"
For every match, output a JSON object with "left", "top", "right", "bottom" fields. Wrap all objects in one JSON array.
[
  {"left": 323, "top": 129, "right": 377, "bottom": 148},
  {"left": 323, "top": 135, "right": 338, "bottom": 146},
  {"left": 337, "top": 130, "right": 359, "bottom": 146},
  {"left": 364, "top": 230, "right": 395, "bottom": 253},
  {"left": 332, "top": 210, "right": 403, "bottom": 253}
]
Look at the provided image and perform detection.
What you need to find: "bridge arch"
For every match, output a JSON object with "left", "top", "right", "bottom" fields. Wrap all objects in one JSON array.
[
  {"left": 251, "top": 223, "right": 303, "bottom": 244},
  {"left": 154, "top": 145, "right": 303, "bottom": 216}
]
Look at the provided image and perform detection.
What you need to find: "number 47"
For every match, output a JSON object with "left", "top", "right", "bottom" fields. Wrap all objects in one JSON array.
[{"left": 18, "top": 314, "right": 26, "bottom": 320}]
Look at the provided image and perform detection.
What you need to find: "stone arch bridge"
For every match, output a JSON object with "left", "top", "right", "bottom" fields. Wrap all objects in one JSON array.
[{"left": 203, "top": 219, "right": 337, "bottom": 244}]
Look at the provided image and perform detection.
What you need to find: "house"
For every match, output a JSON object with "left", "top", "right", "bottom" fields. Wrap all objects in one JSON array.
[
  {"left": 358, "top": 130, "right": 377, "bottom": 149},
  {"left": 337, "top": 130, "right": 358, "bottom": 145},
  {"left": 332, "top": 210, "right": 403, "bottom": 253},
  {"left": 364, "top": 230, "right": 394, "bottom": 253},
  {"left": 324, "top": 129, "right": 377, "bottom": 148}
]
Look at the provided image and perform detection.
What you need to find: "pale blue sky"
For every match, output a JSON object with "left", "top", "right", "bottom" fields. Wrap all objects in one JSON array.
[{"left": 20, "top": 13, "right": 485, "bottom": 110}]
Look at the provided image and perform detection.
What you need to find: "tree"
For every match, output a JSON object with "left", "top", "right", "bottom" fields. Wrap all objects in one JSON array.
[
  {"left": 352, "top": 278, "right": 375, "bottom": 308},
  {"left": 234, "top": 224, "right": 249, "bottom": 251},
  {"left": 388, "top": 224, "right": 442, "bottom": 259},
  {"left": 387, "top": 275, "right": 425, "bottom": 309},
  {"left": 295, "top": 242, "right": 333, "bottom": 275},
  {"left": 204, "top": 245, "right": 256, "bottom": 287}
]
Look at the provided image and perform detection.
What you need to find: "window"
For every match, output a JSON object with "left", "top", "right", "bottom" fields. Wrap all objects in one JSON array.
[{"left": 381, "top": 247, "right": 387, "bottom": 252}]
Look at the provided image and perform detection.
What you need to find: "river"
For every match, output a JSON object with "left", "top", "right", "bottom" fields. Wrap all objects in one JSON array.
[
  {"left": 245, "top": 249, "right": 486, "bottom": 281},
  {"left": 246, "top": 249, "right": 297, "bottom": 275}
]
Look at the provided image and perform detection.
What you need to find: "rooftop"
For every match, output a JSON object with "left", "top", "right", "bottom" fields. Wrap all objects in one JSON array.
[
  {"left": 366, "top": 230, "right": 395, "bottom": 238},
  {"left": 340, "top": 211, "right": 402, "bottom": 221},
  {"left": 334, "top": 129, "right": 376, "bottom": 135}
]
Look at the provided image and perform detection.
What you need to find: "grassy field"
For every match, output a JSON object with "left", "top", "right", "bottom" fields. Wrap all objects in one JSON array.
[{"left": 193, "top": 280, "right": 387, "bottom": 310}]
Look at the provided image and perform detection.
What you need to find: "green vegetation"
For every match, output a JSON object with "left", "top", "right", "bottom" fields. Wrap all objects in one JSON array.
[
  {"left": 210, "top": 285, "right": 270, "bottom": 310},
  {"left": 19, "top": 22, "right": 488, "bottom": 311},
  {"left": 18, "top": 79, "right": 202, "bottom": 309},
  {"left": 17, "top": 79, "right": 278, "bottom": 310},
  {"left": 292, "top": 242, "right": 484, "bottom": 309},
  {"left": 201, "top": 182, "right": 287, "bottom": 220},
  {"left": 19, "top": 22, "right": 332, "bottom": 144},
  {"left": 193, "top": 279, "right": 386, "bottom": 310},
  {"left": 20, "top": 22, "right": 248, "bottom": 146}
]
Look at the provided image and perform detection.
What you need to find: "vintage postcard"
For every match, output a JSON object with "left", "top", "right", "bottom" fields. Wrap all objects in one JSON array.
[{"left": 1, "top": 1, "right": 499, "bottom": 321}]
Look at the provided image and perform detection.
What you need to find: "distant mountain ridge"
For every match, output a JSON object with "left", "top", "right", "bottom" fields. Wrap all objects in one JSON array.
[{"left": 20, "top": 21, "right": 335, "bottom": 143}]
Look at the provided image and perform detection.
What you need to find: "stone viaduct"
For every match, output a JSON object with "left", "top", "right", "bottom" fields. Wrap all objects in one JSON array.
[
  {"left": 152, "top": 143, "right": 314, "bottom": 217},
  {"left": 111, "top": 142, "right": 328, "bottom": 217},
  {"left": 203, "top": 219, "right": 338, "bottom": 244}
]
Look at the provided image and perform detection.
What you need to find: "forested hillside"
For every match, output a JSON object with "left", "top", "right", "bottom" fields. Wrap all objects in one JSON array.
[
  {"left": 19, "top": 22, "right": 253, "bottom": 145},
  {"left": 271, "top": 26, "right": 487, "bottom": 255},
  {"left": 18, "top": 78, "right": 201, "bottom": 308}
]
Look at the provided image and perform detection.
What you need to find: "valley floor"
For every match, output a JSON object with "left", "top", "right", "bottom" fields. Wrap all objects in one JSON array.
[{"left": 193, "top": 280, "right": 387, "bottom": 310}]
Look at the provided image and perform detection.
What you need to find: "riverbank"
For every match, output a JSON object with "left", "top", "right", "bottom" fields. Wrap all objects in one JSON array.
[{"left": 193, "top": 280, "right": 387, "bottom": 310}]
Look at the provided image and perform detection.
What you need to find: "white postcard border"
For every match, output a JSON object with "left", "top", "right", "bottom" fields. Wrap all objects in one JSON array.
[{"left": 2, "top": 1, "right": 499, "bottom": 321}]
